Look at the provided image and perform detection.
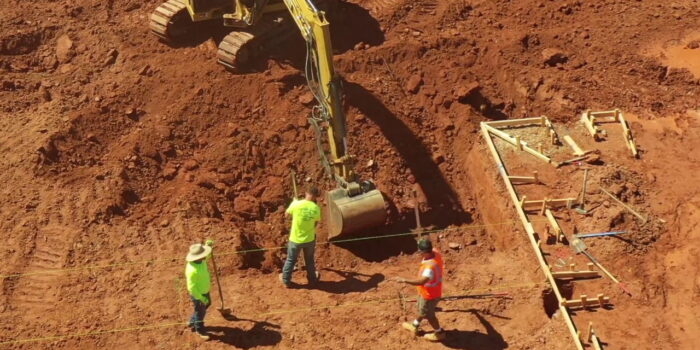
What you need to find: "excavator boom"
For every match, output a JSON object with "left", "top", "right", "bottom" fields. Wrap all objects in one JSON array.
[{"left": 150, "top": 0, "right": 387, "bottom": 238}]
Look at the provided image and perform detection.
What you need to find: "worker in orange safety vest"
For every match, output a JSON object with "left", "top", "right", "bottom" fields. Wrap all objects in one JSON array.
[{"left": 394, "top": 238, "right": 445, "bottom": 341}]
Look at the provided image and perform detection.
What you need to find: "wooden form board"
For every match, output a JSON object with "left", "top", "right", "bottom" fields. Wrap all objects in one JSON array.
[
  {"left": 581, "top": 109, "right": 638, "bottom": 157},
  {"left": 522, "top": 198, "right": 577, "bottom": 210},
  {"left": 482, "top": 124, "right": 560, "bottom": 167},
  {"left": 561, "top": 294, "right": 610, "bottom": 309},
  {"left": 480, "top": 122, "right": 585, "bottom": 350},
  {"left": 563, "top": 135, "right": 588, "bottom": 156},
  {"left": 544, "top": 209, "right": 564, "bottom": 243},
  {"left": 552, "top": 270, "right": 600, "bottom": 279}
]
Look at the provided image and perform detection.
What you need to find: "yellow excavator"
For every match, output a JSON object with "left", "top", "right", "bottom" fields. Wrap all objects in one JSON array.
[{"left": 149, "top": 0, "right": 386, "bottom": 238}]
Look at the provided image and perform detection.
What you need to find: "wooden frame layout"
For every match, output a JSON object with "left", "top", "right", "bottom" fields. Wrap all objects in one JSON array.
[
  {"left": 561, "top": 294, "right": 610, "bottom": 309},
  {"left": 483, "top": 124, "right": 559, "bottom": 166},
  {"left": 580, "top": 109, "right": 638, "bottom": 157},
  {"left": 480, "top": 121, "right": 585, "bottom": 350}
]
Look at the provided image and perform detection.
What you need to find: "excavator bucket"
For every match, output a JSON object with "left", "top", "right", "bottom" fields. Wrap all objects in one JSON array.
[{"left": 327, "top": 187, "right": 386, "bottom": 239}]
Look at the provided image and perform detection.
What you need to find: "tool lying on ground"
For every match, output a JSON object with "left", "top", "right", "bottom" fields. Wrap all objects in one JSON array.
[
  {"left": 440, "top": 292, "right": 511, "bottom": 301},
  {"left": 403, "top": 292, "right": 511, "bottom": 302},
  {"left": 574, "top": 169, "right": 590, "bottom": 214},
  {"left": 600, "top": 187, "right": 648, "bottom": 224},
  {"left": 569, "top": 236, "right": 632, "bottom": 296},
  {"left": 208, "top": 243, "right": 234, "bottom": 318},
  {"left": 575, "top": 231, "right": 627, "bottom": 239}
]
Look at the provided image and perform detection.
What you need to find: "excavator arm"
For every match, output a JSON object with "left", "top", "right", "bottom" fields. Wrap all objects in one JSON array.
[{"left": 282, "top": 0, "right": 386, "bottom": 238}]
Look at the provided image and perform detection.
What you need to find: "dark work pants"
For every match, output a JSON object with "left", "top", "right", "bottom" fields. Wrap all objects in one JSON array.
[
  {"left": 189, "top": 292, "right": 211, "bottom": 333},
  {"left": 281, "top": 240, "right": 317, "bottom": 285}
]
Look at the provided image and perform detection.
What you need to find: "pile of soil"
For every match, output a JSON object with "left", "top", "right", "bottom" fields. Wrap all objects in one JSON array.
[{"left": 1, "top": 0, "right": 699, "bottom": 349}]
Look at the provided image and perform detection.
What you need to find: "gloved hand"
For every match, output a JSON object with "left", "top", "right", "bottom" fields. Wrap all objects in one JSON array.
[
  {"left": 201, "top": 296, "right": 210, "bottom": 305},
  {"left": 205, "top": 239, "right": 214, "bottom": 247}
]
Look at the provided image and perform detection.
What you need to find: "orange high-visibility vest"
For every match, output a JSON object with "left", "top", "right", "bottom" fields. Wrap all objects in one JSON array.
[{"left": 417, "top": 250, "right": 444, "bottom": 300}]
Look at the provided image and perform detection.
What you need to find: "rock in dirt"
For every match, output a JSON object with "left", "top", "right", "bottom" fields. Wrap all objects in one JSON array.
[
  {"left": 183, "top": 159, "right": 199, "bottom": 171},
  {"left": 159, "top": 219, "right": 169, "bottom": 227},
  {"left": 103, "top": 49, "right": 118, "bottom": 66},
  {"left": 686, "top": 40, "right": 700, "bottom": 49},
  {"left": 448, "top": 242, "right": 461, "bottom": 250},
  {"left": 38, "top": 86, "right": 51, "bottom": 102},
  {"left": 55, "top": 34, "right": 75, "bottom": 63},
  {"left": 541, "top": 48, "right": 568, "bottom": 66},
  {"left": 405, "top": 74, "right": 423, "bottom": 94},
  {"left": 454, "top": 82, "right": 480, "bottom": 99},
  {"left": 162, "top": 166, "right": 178, "bottom": 180},
  {"left": 298, "top": 92, "right": 314, "bottom": 105},
  {"left": 234, "top": 195, "right": 261, "bottom": 220}
]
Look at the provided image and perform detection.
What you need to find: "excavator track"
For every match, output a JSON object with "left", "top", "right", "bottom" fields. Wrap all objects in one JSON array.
[
  {"left": 149, "top": 0, "right": 193, "bottom": 42},
  {"left": 217, "top": 15, "right": 294, "bottom": 71}
]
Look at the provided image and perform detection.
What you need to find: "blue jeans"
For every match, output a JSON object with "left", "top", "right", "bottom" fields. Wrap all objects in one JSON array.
[
  {"left": 189, "top": 292, "right": 210, "bottom": 333},
  {"left": 281, "top": 240, "right": 317, "bottom": 285}
]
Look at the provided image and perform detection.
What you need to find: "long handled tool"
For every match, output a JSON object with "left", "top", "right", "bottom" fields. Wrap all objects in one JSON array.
[
  {"left": 581, "top": 250, "right": 632, "bottom": 296},
  {"left": 569, "top": 235, "right": 631, "bottom": 295},
  {"left": 574, "top": 169, "right": 589, "bottom": 215},
  {"left": 209, "top": 247, "right": 234, "bottom": 318},
  {"left": 600, "top": 187, "right": 648, "bottom": 224},
  {"left": 405, "top": 292, "right": 511, "bottom": 302},
  {"left": 575, "top": 231, "right": 627, "bottom": 239},
  {"left": 291, "top": 171, "right": 298, "bottom": 198}
]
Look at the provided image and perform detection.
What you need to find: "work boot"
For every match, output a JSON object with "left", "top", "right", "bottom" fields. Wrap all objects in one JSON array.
[
  {"left": 196, "top": 331, "right": 210, "bottom": 341},
  {"left": 279, "top": 273, "right": 291, "bottom": 288},
  {"left": 423, "top": 330, "right": 445, "bottom": 342},
  {"left": 308, "top": 271, "right": 321, "bottom": 285},
  {"left": 402, "top": 322, "right": 420, "bottom": 335}
]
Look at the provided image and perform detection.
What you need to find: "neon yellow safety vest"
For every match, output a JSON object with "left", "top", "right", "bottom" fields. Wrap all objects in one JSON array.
[
  {"left": 286, "top": 199, "right": 321, "bottom": 243},
  {"left": 185, "top": 260, "right": 210, "bottom": 303}
]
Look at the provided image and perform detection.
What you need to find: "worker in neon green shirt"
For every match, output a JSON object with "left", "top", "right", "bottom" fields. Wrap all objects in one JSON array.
[
  {"left": 280, "top": 185, "right": 321, "bottom": 287},
  {"left": 185, "top": 241, "right": 213, "bottom": 340}
]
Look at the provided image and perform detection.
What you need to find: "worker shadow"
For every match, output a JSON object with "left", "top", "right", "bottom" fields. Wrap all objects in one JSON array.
[
  {"left": 311, "top": 268, "right": 385, "bottom": 294},
  {"left": 207, "top": 319, "right": 282, "bottom": 349},
  {"left": 343, "top": 81, "right": 471, "bottom": 228},
  {"left": 440, "top": 310, "right": 508, "bottom": 350}
]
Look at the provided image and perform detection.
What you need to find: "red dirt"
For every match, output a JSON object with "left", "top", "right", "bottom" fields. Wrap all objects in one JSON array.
[{"left": 1, "top": 0, "right": 699, "bottom": 349}]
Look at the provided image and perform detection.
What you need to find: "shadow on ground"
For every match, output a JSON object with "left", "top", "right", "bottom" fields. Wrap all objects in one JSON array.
[
  {"left": 440, "top": 310, "right": 508, "bottom": 350},
  {"left": 207, "top": 319, "right": 282, "bottom": 349}
]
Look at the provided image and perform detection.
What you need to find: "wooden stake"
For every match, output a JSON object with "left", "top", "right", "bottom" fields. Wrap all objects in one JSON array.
[
  {"left": 587, "top": 322, "right": 593, "bottom": 343},
  {"left": 540, "top": 198, "right": 548, "bottom": 216}
]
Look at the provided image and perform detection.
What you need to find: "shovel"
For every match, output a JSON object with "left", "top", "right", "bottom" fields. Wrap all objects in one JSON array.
[
  {"left": 209, "top": 247, "right": 234, "bottom": 319},
  {"left": 569, "top": 236, "right": 632, "bottom": 296},
  {"left": 574, "top": 169, "right": 589, "bottom": 215}
]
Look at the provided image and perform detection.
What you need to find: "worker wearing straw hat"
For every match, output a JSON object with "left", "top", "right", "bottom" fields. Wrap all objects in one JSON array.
[{"left": 185, "top": 241, "right": 213, "bottom": 340}]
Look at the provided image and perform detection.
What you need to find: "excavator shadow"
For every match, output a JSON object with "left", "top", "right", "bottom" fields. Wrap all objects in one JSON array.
[{"left": 344, "top": 81, "right": 471, "bottom": 226}]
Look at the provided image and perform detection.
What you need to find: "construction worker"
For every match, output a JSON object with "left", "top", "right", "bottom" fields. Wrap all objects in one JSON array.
[
  {"left": 185, "top": 241, "right": 213, "bottom": 340},
  {"left": 394, "top": 238, "right": 445, "bottom": 341},
  {"left": 280, "top": 185, "right": 321, "bottom": 288}
]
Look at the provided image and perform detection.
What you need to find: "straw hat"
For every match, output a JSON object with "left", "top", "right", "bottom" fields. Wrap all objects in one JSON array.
[{"left": 186, "top": 243, "right": 212, "bottom": 262}]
